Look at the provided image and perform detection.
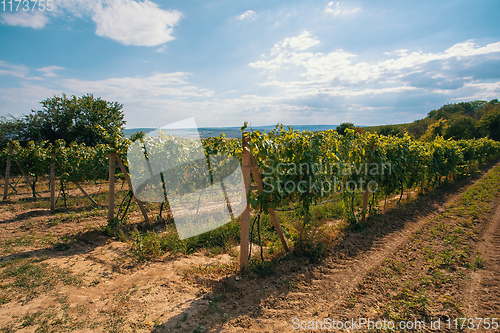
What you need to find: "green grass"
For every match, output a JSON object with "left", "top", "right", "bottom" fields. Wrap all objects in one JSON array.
[
  {"left": 125, "top": 197, "right": 346, "bottom": 262},
  {"left": 0, "top": 258, "right": 82, "bottom": 303},
  {"left": 368, "top": 162, "right": 500, "bottom": 323},
  {"left": 128, "top": 219, "right": 241, "bottom": 260}
]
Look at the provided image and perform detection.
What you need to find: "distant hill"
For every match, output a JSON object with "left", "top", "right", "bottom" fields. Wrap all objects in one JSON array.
[{"left": 364, "top": 99, "right": 500, "bottom": 141}]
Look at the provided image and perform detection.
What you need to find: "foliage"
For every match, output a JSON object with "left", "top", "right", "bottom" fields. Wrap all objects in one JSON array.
[
  {"left": 204, "top": 125, "right": 500, "bottom": 249},
  {"left": 420, "top": 119, "right": 448, "bottom": 142},
  {"left": 479, "top": 103, "right": 500, "bottom": 141},
  {"left": 0, "top": 93, "right": 126, "bottom": 148},
  {"left": 364, "top": 99, "right": 500, "bottom": 141},
  {"left": 129, "top": 131, "right": 146, "bottom": 143},
  {"left": 378, "top": 125, "right": 403, "bottom": 137},
  {"left": 335, "top": 122, "right": 356, "bottom": 135},
  {"left": 444, "top": 115, "right": 477, "bottom": 140}
]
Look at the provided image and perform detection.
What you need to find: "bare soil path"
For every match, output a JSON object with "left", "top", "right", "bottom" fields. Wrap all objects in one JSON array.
[{"left": 464, "top": 200, "right": 500, "bottom": 319}]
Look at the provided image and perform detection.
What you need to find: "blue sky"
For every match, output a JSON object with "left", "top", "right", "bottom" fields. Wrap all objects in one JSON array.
[{"left": 1, "top": 0, "right": 500, "bottom": 128}]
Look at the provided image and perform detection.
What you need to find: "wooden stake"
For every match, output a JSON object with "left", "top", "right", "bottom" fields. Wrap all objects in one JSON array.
[
  {"left": 239, "top": 133, "right": 291, "bottom": 272},
  {"left": 361, "top": 145, "right": 375, "bottom": 221},
  {"left": 108, "top": 153, "right": 116, "bottom": 223},
  {"left": 13, "top": 155, "right": 33, "bottom": 194},
  {"left": 50, "top": 147, "right": 56, "bottom": 211},
  {"left": 114, "top": 154, "right": 150, "bottom": 223},
  {"left": 220, "top": 179, "right": 234, "bottom": 219},
  {"left": 361, "top": 187, "right": 370, "bottom": 221},
  {"left": 74, "top": 181, "right": 100, "bottom": 208},
  {"left": 2, "top": 142, "right": 12, "bottom": 200},
  {"left": 1, "top": 175, "right": 19, "bottom": 194},
  {"left": 239, "top": 135, "right": 252, "bottom": 272}
]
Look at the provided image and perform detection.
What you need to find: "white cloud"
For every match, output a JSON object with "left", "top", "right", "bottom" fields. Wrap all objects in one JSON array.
[
  {"left": 37, "top": 66, "right": 65, "bottom": 77},
  {"left": 0, "top": 0, "right": 183, "bottom": 47},
  {"left": 0, "top": 84, "right": 57, "bottom": 117},
  {"left": 54, "top": 0, "right": 101, "bottom": 16},
  {"left": 60, "top": 72, "right": 213, "bottom": 100},
  {"left": 378, "top": 40, "right": 500, "bottom": 73},
  {"left": 457, "top": 81, "right": 500, "bottom": 101},
  {"left": 236, "top": 10, "right": 256, "bottom": 20},
  {"left": 92, "top": 0, "right": 182, "bottom": 46},
  {"left": 250, "top": 31, "right": 321, "bottom": 70},
  {"left": 156, "top": 45, "right": 167, "bottom": 53},
  {"left": 250, "top": 33, "right": 500, "bottom": 90},
  {"left": 0, "top": 12, "right": 49, "bottom": 29},
  {"left": 247, "top": 33, "right": 500, "bottom": 123},
  {"left": 0, "top": 61, "right": 29, "bottom": 78},
  {"left": 445, "top": 40, "right": 500, "bottom": 58},
  {"left": 274, "top": 30, "right": 320, "bottom": 52},
  {"left": 325, "top": 1, "right": 361, "bottom": 16}
]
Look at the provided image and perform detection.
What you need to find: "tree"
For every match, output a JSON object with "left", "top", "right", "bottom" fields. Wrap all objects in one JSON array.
[
  {"left": 378, "top": 125, "right": 402, "bottom": 137},
  {"left": 32, "top": 94, "right": 125, "bottom": 145},
  {"left": 336, "top": 122, "right": 356, "bottom": 135},
  {"left": 444, "top": 115, "right": 477, "bottom": 140},
  {"left": 479, "top": 104, "right": 500, "bottom": 141},
  {"left": 130, "top": 131, "right": 146, "bottom": 143},
  {"left": 1, "top": 94, "right": 126, "bottom": 147},
  {"left": 0, "top": 116, "right": 26, "bottom": 148},
  {"left": 428, "top": 101, "right": 487, "bottom": 120},
  {"left": 420, "top": 119, "right": 448, "bottom": 142},
  {"left": 406, "top": 118, "right": 433, "bottom": 139}
]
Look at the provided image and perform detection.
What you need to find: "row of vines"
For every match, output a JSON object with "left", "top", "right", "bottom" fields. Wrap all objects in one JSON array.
[
  {"left": 2, "top": 127, "right": 500, "bottom": 226},
  {"left": 204, "top": 127, "right": 500, "bottom": 226},
  {"left": 0, "top": 140, "right": 126, "bottom": 199}
]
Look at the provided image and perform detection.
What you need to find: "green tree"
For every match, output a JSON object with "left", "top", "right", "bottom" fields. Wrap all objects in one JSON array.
[
  {"left": 444, "top": 115, "right": 477, "bottom": 140},
  {"left": 420, "top": 119, "right": 448, "bottom": 142},
  {"left": 479, "top": 104, "right": 500, "bottom": 141},
  {"left": 378, "top": 125, "right": 402, "bottom": 137},
  {"left": 336, "top": 122, "right": 356, "bottom": 135},
  {"left": 1, "top": 94, "right": 125, "bottom": 147},
  {"left": 30, "top": 94, "right": 125, "bottom": 145},
  {"left": 130, "top": 130, "right": 146, "bottom": 143},
  {"left": 0, "top": 116, "right": 26, "bottom": 148}
]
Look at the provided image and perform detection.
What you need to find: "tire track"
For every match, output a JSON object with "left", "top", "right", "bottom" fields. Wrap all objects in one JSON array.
[{"left": 465, "top": 200, "right": 500, "bottom": 318}]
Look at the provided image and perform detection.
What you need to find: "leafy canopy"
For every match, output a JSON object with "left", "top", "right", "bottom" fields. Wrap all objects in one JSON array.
[{"left": 0, "top": 93, "right": 125, "bottom": 148}]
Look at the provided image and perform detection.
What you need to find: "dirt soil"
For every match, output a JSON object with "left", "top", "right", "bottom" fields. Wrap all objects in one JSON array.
[{"left": 0, "top": 164, "right": 499, "bottom": 332}]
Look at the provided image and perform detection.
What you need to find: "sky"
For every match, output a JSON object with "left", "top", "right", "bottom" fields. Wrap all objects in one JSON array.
[{"left": 1, "top": 0, "right": 500, "bottom": 129}]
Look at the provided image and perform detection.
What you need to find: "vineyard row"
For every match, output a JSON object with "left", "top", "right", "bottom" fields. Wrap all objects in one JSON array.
[{"left": 1, "top": 128, "right": 500, "bottom": 222}]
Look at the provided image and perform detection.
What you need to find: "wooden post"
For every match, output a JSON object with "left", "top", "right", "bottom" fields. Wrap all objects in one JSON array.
[
  {"left": 50, "top": 147, "right": 56, "bottom": 211},
  {"left": 114, "top": 154, "right": 150, "bottom": 223},
  {"left": 361, "top": 187, "right": 370, "bottom": 221},
  {"left": 108, "top": 153, "right": 116, "bottom": 223},
  {"left": 361, "top": 145, "right": 375, "bottom": 221},
  {"left": 239, "top": 135, "right": 252, "bottom": 272},
  {"left": 239, "top": 133, "right": 291, "bottom": 272},
  {"left": 3, "top": 142, "right": 12, "bottom": 200}
]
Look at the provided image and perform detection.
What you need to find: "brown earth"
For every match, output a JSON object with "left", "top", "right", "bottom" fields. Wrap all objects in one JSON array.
[{"left": 0, "top": 164, "right": 499, "bottom": 332}]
